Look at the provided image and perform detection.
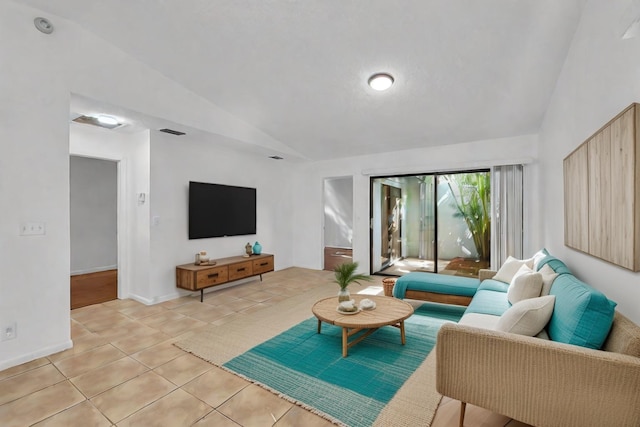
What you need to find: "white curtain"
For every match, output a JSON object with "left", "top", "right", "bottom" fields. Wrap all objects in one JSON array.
[{"left": 491, "top": 165, "right": 524, "bottom": 269}]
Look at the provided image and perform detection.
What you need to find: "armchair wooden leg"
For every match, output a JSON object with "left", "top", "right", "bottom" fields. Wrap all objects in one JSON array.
[{"left": 459, "top": 401, "right": 466, "bottom": 427}]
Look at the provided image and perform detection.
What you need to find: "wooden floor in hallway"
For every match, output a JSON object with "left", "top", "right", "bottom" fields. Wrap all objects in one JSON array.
[{"left": 71, "top": 269, "right": 118, "bottom": 310}]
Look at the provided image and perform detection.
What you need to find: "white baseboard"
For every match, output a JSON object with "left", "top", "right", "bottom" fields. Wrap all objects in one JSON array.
[
  {"left": 71, "top": 265, "right": 117, "bottom": 276},
  {"left": 126, "top": 293, "right": 155, "bottom": 306},
  {"left": 0, "top": 339, "right": 73, "bottom": 371},
  {"left": 125, "top": 276, "right": 260, "bottom": 305},
  {"left": 127, "top": 276, "right": 261, "bottom": 306},
  {"left": 126, "top": 291, "right": 185, "bottom": 306},
  {"left": 151, "top": 291, "right": 185, "bottom": 305}
]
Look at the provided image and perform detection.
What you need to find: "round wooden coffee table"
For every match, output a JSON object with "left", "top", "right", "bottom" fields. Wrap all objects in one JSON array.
[{"left": 311, "top": 295, "right": 414, "bottom": 357}]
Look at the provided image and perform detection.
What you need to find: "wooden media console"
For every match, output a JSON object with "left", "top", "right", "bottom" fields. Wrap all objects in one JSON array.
[{"left": 176, "top": 253, "right": 274, "bottom": 302}]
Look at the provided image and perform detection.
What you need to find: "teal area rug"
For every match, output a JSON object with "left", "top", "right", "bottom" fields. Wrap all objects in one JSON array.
[{"left": 223, "top": 302, "right": 465, "bottom": 427}]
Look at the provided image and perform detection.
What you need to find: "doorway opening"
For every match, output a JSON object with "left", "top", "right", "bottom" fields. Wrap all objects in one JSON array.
[
  {"left": 69, "top": 156, "right": 118, "bottom": 309},
  {"left": 370, "top": 170, "right": 491, "bottom": 278},
  {"left": 323, "top": 176, "right": 354, "bottom": 271}
]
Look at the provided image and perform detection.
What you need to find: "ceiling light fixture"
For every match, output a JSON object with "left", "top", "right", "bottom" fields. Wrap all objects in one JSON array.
[
  {"left": 368, "top": 73, "right": 394, "bottom": 91},
  {"left": 96, "top": 115, "right": 119, "bottom": 126},
  {"left": 72, "top": 114, "right": 123, "bottom": 130}
]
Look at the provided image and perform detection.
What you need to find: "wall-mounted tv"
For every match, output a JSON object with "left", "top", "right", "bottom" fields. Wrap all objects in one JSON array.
[{"left": 189, "top": 181, "right": 256, "bottom": 239}]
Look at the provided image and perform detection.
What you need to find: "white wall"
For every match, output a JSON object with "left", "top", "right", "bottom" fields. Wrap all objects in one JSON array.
[
  {"left": 539, "top": 0, "right": 640, "bottom": 324},
  {"left": 292, "top": 135, "right": 538, "bottom": 273},
  {"left": 0, "top": 1, "right": 291, "bottom": 369},
  {"left": 0, "top": 3, "right": 74, "bottom": 370},
  {"left": 323, "top": 177, "right": 353, "bottom": 249},
  {"left": 70, "top": 156, "right": 117, "bottom": 274},
  {"left": 149, "top": 131, "right": 295, "bottom": 303}
]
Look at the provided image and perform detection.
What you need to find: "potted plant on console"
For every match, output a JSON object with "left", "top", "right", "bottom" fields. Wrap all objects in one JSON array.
[{"left": 333, "top": 261, "right": 372, "bottom": 302}]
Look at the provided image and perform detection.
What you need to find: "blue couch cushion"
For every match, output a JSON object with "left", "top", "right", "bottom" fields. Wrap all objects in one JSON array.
[
  {"left": 393, "top": 272, "right": 480, "bottom": 299},
  {"left": 536, "top": 252, "right": 572, "bottom": 275},
  {"left": 548, "top": 274, "right": 617, "bottom": 349},
  {"left": 477, "top": 279, "right": 509, "bottom": 293},
  {"left": 464, "top": 289, "right": 511, "bottom": 316}
]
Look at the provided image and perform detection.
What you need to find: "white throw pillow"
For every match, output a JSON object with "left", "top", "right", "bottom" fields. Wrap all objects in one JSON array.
[
  {"left": 539, "top": 263, "right": 558, "bottom": 296},
  {"left": 507, "top": 264, "right": 543, "bottom": 304},
  {"left": 493, "top": 256, "right": 534, "bottom": 284},
  {"left": 496, "top": 295, "right": 556, "bottom": 336}
]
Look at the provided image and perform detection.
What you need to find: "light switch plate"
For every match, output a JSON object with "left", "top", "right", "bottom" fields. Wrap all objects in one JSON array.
[{"left": 20, "top": 222, "right": 46, "bottom": 236}]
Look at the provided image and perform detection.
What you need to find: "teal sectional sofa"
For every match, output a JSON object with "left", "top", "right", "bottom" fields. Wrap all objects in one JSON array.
[
  {"left": 433, "top": 249, "right": 640, "bottom": 426},
  {"left": 464, "top": 250, "right": 616, "bottom": 348}
]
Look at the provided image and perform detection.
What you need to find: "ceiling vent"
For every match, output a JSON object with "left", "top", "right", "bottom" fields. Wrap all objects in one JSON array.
[
  {"left": 159, "top": 128, "right": 186, "bottom": 136},
  {"left": 72, "top": 115, "right": 124, "bottom": 130}
]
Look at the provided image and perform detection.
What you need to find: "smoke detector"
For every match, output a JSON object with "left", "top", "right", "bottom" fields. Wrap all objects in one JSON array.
[{"left": 34, "top": 17, "right": 54, "bottom": 34}]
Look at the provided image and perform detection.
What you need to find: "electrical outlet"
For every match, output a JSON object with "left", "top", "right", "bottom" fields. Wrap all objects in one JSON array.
[{"left": 1, "top": 322, "right": 17, "bottom": 341}]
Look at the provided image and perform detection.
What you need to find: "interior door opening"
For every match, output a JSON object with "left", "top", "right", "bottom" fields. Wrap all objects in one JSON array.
[
  {"left": 70, "top": 155, "right": 118, "bottom": 309},
  {"left": 323, "top": 176, "right": 354, "bottom": 271}
]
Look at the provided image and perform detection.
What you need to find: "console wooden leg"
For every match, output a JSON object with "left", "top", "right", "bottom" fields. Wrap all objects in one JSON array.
[{"left": 459, "top": 401, "right": 466, "bottom": 427}]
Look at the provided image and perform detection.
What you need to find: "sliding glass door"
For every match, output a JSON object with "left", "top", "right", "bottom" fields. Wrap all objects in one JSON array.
[
  {"left": 436, "top": 172, "right": 491, "bottom": 276},
  {"left": 370, "top": 170, "right": 490, "bottom": 277}
]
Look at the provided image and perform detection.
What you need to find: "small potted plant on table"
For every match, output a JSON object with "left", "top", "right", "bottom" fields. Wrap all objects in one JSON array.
[{"left": 333, "top": 261, "right": 372, "bottom": 302}]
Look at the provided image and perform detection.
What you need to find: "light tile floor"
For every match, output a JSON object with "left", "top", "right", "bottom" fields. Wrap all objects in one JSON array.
[{"left": 0, "top": 267, "right": 529, "bottom": 426}]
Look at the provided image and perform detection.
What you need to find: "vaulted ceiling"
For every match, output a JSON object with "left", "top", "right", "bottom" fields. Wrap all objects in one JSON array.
[{"left": 21, "top": 0, "right": 586, "bottom": 160}]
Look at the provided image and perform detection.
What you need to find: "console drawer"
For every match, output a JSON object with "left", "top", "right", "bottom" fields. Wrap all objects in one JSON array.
[
  {"left": 252, "top": 257, "right": 274, "bottom": 274},
  {"left": 195, "top": 266, "right": 229, "bottom": 289},
  {"left": 228, "top": 261, "right": 253, "bottom": 281}
]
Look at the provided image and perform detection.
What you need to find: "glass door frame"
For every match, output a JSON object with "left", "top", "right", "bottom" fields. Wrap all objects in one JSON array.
[{"left": 369, "top": 168, "right": 490, "bottom": 276}]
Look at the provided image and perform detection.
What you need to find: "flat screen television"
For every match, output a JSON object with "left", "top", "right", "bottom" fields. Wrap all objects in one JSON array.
[{"left": 188, "top": 181, "right": 256, "bottom": 239}]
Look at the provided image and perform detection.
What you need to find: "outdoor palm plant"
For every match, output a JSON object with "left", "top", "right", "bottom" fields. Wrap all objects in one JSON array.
[{"left": 443, "top": 172, "right": 491, "bottom": 261}]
